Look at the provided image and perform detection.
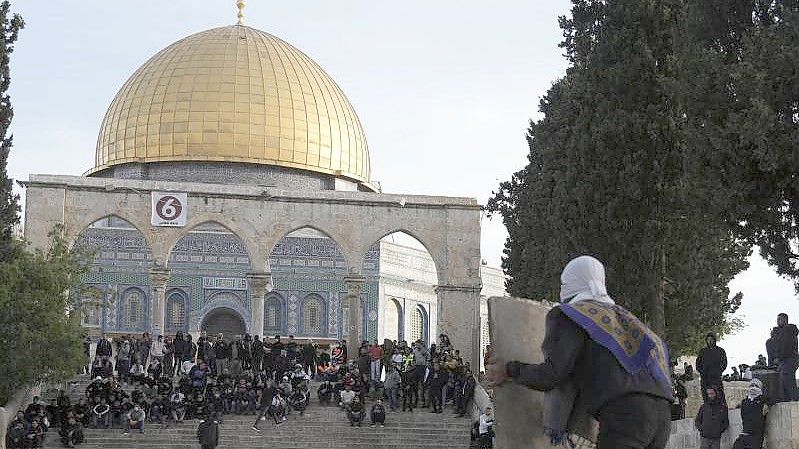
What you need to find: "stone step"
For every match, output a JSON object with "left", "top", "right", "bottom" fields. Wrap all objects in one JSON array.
[{"left": 41, "top": 375, "right": 473, "bottom": 449}]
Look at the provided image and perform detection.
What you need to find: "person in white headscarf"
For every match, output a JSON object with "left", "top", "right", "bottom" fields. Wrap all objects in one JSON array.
[
  {"left": 559, "top": 255, "right": 615, "bottom": 306},
  {"left": 486, "top": 255, "right": 673, "bottom": 449},
  {"left": 733, "top": 378, "right": 770, "bottom": 449}
]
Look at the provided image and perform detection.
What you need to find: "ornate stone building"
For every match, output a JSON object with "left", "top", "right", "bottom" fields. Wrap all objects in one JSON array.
[{"left": 23, "top": 16, "right": 504, "bottom": 365}]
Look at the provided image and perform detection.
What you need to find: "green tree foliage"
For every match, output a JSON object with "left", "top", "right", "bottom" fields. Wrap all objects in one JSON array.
[
  {"left": 682, "top": 0, "right": 799, "bottom": 288},
  {"left": 0, "top": 1, "right": 22, "bottom": 263},
  {"left": 487, "top": 0, "right": 750, "bottom": 356},
  {"left": 0, "top": 227, "right": 90, "bottom": 404}
]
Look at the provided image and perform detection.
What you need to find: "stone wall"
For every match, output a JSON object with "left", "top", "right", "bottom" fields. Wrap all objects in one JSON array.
[
  {"left": 684, "top": 380, "right": 750, "bottom": 418},
  {"left": 665, "top": 401, "right": 799, "bottom": 449}
]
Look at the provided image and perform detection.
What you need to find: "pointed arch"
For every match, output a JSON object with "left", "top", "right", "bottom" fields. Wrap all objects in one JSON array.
[
  {"left": 119, "top": 287, "right": 148, "bottom": 331},
  {"left": 265, "top": 225, "right": 352, "bottom": 270},
  {"left": 264, "top": 292, "right": 285, "bottom": 335},
  {"left": 408, "top": 304, "right": 429, "bottom": 345},
  {"left": 358, "top": 229, "right": 442, "bottom": 284},
  {"left": 72, "top": 215, "right": 154, "bottom": 268},
  {"left": 300, "top": 294, "right": 327, "bottom": 336},
  {"left": 166, "top": 221, "right": 253, "bottom": 270},
  {"left": 165, "top": 288, "right": 189, "bottom": 332}
]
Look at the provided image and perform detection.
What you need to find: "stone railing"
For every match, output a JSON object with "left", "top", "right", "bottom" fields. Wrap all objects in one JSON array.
[
  {"left": 666, "top": 400, "right": 799, "bottom": 449},
  {"left": 683, "top": 380, "right": 750, "bottom": 418}
]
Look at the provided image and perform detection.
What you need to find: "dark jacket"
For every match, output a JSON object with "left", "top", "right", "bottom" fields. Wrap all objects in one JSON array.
[
  {"left": 773, "top": 323, "right": 799, "bottom": 359},
  {"left": 506, "top": 307, "right": 673, "bottom": 416},
  {"left": 96, "top": 338, "right": 112, "bottom": 357},
  {"left": 740, "top": 396, "right": 768, "bottom": 436},
  {"left": 697, "top": 342, "right": 727, "bottom": 379},
  {"left": 197, "top": 419, "right": 219, "bottom": 447},
  {"left": 214, "top": 341, "right": 230, "bottom": 360},
  {"left": 695, "top": 398, "right": 729, "bottom": 439}
]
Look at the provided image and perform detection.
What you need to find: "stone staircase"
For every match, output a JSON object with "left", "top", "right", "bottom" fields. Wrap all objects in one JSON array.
[{"left": 40, "top": 375, "right": 472, "bottom": 449}]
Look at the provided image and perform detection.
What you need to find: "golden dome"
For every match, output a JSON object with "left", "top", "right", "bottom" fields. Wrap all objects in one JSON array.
[{"left": 90, "top": 25, "right": 371, "bottom": 184}]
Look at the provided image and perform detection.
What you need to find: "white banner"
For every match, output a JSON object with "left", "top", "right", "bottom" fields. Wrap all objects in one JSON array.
[{"left": 151, "top": 192, "right": 188, "bottom": 227}]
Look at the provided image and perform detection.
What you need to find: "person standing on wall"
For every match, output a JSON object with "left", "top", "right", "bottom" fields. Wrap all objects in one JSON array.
[
  {"left": 772, "top": 313, "right": 798, "bottom": 402},
  {"left": 697, "top": 334, "right": 728, "bottom": 403},
  {"left": 486, "top": 256, "right": 674, "bottom": 449}
]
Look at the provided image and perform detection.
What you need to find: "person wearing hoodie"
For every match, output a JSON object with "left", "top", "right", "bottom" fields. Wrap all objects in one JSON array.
[
  {"left": 733, "top": 378, "right": 770, "bottom": 449},
  {"left": 773, "top": 313, "right": 798, "bottom": 401},
  {"left": 694, "top": 386, "right": 729, "bottom": 449},
  {"left": 697, "top": 334, "right": 728, "bottom": 402},
  {"left": 486, "top": 256, "right": 674, "bottom": 449}
]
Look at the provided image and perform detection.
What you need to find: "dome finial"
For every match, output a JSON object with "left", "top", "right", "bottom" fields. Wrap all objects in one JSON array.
[{"left": 236, "top": 0, "right": 246, "bottom": 25}]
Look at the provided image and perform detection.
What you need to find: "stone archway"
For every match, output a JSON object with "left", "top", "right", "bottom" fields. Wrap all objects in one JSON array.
[{"left": 200, "top": 307, "right": 246, "bottom": 342}]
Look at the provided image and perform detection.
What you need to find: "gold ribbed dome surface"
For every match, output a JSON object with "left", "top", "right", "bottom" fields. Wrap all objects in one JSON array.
[{"left": 90, "top": 25, "right": 370, "bottom": 183}]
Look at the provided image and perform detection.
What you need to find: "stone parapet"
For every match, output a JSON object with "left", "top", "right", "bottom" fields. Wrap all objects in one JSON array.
[
  {"left": 683, "top": 380, "right": 750, "bottom": 418},
  {"left": 665, "top": 401, "right": 799, "bottom": 449}
]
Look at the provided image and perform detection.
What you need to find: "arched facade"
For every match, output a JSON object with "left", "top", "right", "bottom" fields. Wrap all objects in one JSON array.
[
  {"left": 168, "top": 222, "right": 252, "bottom": 334},
  {"left": 25, "top": 175, "right": 484, "bottom": 363}
]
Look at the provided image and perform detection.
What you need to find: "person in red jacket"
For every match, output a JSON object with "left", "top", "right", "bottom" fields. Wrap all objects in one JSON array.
[{"left": 369, "top": 341, "right": 384, "bottom": 381}]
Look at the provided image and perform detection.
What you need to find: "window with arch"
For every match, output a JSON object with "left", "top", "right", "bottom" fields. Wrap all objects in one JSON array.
[
  {"left": 165, "top": 290, "right": 187, "bottom": 332},
  {"left": 301, "top": 295, "right": 325, "bottom": 335},
  {"left": 409, "top": 305, "right": 428, "bottom": 344},
  {"left": 79, "top": 287, "right": 104, "bottom": 327},
  {"left": 122, "top": 288, "right": 146, "bottom": 329},
  {"left": 264, "top": 294, "right": 283, "bottom": 333}
]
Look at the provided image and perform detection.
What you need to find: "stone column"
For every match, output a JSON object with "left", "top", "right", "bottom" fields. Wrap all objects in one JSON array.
[
  {"left": 435, "top": 283, "right": 482, "bottom": 368},
  {"left": 247, "top": 272, "right": 272, "bottom": 338},
  {"left": 343, "top": 275, "right": 366, "bottom": 361},
  {"left": 149, "top": 267, "right": 170, "bottom": 336}
]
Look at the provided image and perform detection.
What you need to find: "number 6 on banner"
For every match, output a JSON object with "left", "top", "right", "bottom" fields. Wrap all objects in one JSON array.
[{"left": 151, "top": 192, "right": 188, "bottom": 227}]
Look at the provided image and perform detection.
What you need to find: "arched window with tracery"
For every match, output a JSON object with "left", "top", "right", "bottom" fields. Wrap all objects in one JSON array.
[
  {"left": 165, "top": 290, "right": 187, "bottom": 332},
  {"left": 409, "top": 304, "right": 428, "bottom": 345},
  {"left": 264, "top": 294, "right": 283, "bottom": 335},
  {"left": 301, "top": 295, "right": 326, "bottom": 336},
  {"left": 79, "top": 287, "right": 104, "bottom": 328},
  {"left": 121, "top": 288, "right": 146, "bottom": 330}
]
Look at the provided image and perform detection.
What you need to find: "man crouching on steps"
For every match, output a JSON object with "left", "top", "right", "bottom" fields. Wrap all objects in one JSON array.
[{"left": 486, "top": 256, "right": 674, "bottom": 449}]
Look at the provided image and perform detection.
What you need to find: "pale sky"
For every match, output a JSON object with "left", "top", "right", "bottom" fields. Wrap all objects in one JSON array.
[{"left": 8, "top": 1, "right": 796, "bottom": 363}]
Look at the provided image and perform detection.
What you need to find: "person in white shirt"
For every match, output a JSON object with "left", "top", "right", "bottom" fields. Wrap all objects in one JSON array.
[
  {"left": 478, "top": 406, "right": 495, "bottom": 449},
  {"left": 150, "top": 335, "right": 165, "bottom": 365},
  {"left": 339, "top": 385, "right": 356, "bottom": 408}
]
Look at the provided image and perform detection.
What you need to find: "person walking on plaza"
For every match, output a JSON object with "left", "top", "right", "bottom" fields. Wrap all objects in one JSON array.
[
  {"left": 694, "top": 386, "right": 729, "bottom": 449},
  {"left": 486, "top": 256, "right": 674, "bottom": 449},
  {"left": 773, "top": 312, "right": 798, "bottom": 402},
  {"left": 697, "top": 333, "right": 728, "bottom": 402}
]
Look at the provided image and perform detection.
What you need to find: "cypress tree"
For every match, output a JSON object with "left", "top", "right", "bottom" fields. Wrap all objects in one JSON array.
[{"left": 0, "top": 0, "right": 23, "bottom": 263}]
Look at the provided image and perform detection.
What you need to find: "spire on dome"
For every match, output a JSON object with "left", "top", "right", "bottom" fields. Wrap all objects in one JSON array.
[{"left": 236, "top": 0, "right": 246, "bottom": 25}]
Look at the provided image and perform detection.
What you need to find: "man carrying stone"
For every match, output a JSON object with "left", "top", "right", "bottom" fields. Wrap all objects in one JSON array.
[{"left": 486, "top": 256, "right": 673, "bottom": 449}]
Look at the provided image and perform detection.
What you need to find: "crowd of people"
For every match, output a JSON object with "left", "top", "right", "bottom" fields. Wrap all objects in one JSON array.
[
  {"left": 7, "top": 331, "right": 479, "bottom": 448},
  {"left": 671, "top": 312, "right": 798, "bottom": 449}
]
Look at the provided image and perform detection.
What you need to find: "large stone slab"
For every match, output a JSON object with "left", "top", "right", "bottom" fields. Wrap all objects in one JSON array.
[{"left": 487, "top": 296, "right": 596, "bottom": 449}]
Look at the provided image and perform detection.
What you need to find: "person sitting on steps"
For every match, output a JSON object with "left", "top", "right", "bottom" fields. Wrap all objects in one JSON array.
[{"left": 370, "top": 398, "right": 386, "bottom": 427}]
